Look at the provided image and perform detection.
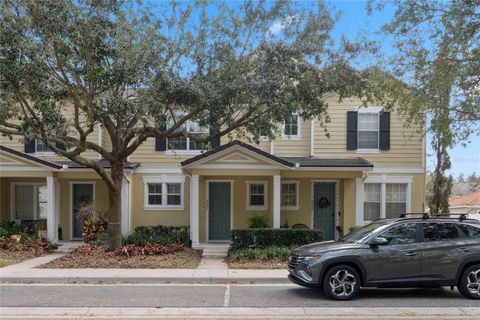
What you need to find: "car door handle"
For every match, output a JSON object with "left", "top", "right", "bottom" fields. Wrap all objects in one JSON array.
[
  {"left": 457, "top": 248, "right": 471, "bottom": 253},
  {"left": 405, "top": 251, "right": 418, "bottom": 256}
]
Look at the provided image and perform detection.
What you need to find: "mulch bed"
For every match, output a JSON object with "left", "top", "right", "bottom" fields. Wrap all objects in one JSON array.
[
  {"left": 227, "top": 258, "right": 287, "bottom": 269},
  {"left": 37, "top": 244, "right": 203, "bottom": 269},
  {"left": 0, "top": 250, "right": 48, "bottom": 267}
]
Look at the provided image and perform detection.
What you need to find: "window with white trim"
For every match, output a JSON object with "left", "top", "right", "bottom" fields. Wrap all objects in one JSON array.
[
  {"left": 364, "top": 183, "right": 381, "bottom": 221},
  {"left": 281, "top": 182, "right": 299, "bottom": 209},
  {"left": 35, "top": 139, "right": 51, "bottom": 153},
  {"left": 167, "top": 120, "right": 208, "bottom": 152},
  {"left": 144, "top": 177, "right": 185, "bottom": 210},
  {"left": 358, "top": 113, "right": 379, "bottom": 149},
  {"left": 282, "top": 114, "right": 300, "bottom": 138},
  {"left": 12, "top": 184, "right": 47, "bottom": 220},
  {"left": 385, "top": 183, "right": 407, "bottom": 218},
  {"left": 247, "top": 181, "right": 268, "bottom": 210}
]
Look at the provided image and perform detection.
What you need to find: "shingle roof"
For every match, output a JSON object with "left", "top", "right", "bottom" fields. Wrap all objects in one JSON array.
[
  {"left": 55, "top": 159, "right": 140, "bottom": 170},
  {"left": 449, "top": 190, "right": 480, "bottom": 207},
  {"left": 0, "top": 145, "right": 63, "bottom": 169},
  {"left": 181, "top": 140, "right": 373, "bottom": 169}
]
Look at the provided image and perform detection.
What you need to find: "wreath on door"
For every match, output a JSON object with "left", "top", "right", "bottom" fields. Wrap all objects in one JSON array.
[{"left": 317, "top": 197, "right": 331, "bottom": 208}]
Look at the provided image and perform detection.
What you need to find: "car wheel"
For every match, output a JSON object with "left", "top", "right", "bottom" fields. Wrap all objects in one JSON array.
[
  {"left": 322, "top": 265, "right": 360, "bottom": 300},
  {"left": 459, "top": 265, "right": 480, "bottom": 299}
]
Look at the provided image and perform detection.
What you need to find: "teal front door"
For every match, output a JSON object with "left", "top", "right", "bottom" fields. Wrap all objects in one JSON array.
[
  {"left": 313, "top": 182, "right": 336, "bottom": 240},
  {"left": 72, "top": 183, "right": 94, "bottom": 239},
  {"left": 208, "top": 182, "right": 231, "bottom": 240}
]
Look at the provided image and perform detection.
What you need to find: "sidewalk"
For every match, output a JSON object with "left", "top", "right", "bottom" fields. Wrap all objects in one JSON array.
[{"left": 0, "top": 254, "right": 289, "bottom": 284}]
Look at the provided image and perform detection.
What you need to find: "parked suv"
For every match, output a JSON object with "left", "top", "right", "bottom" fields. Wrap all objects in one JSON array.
[{"left": 288, "top": 215, "right": 480, "bottom": 300}]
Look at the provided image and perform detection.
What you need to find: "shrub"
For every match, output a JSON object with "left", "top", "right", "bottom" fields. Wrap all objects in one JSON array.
[
  {"left": 229, "top": 245, "right": 294, "bottom": 261},
  {"left": 247, "top": 214, "right": 269, "bottom": 228},
  {"left": 82, "top": 218, "right": 107, "bottom": 243},
  {"left": 0, "top": 220, "right": 22, "bottom": 238},
  {"left": 124, "top": 225, "right": 190, "bottom": 246},
  {"left": 230, "top": 228, "right": 323, "bottom": 250}
]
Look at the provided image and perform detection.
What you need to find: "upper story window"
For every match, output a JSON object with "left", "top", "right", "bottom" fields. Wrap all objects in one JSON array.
[
  {"left": 35, "top": 139, "right": 51, "bottom": 153},
  {"left": 358, "top": 112, "right": 379, "bottom": 149},
  {"left": 282, "top": 114, "right": 301, "bottom": 139},
  {"left": 166, "top": 121, "right": 208, "bottom": 152}
]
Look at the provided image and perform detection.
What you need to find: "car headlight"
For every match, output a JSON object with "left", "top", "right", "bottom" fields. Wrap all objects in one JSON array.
[{"left": 301, "top": 255, "right": 321, "bottom": 262}]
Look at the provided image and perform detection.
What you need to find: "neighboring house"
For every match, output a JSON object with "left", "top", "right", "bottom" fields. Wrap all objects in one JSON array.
[
  {"left": 449, "top": 190, "right": 480, "bottom": 221},
  {"left": 0, "top": 95, "right": 426, "bottom": 246}
]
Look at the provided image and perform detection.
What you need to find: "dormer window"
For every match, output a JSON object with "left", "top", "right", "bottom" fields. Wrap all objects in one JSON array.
[{"left": 35, "top": 139, "right": 51, "bottom": 153}]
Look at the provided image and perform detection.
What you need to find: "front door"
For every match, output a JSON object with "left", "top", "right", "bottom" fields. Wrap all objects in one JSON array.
[
  {"left": 72, "top": 183, "right": 94, "bottom": 240},
  {"left": 313, "top": 182, "right": 335, "bottom": 240},
  {"left": 208, "top": 182, "right": 231, "bottom": 240}
]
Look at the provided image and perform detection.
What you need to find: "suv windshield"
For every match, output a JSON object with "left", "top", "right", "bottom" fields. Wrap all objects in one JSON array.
[{"left": 341, "top": 222, "right": 389, "bottom": 242}]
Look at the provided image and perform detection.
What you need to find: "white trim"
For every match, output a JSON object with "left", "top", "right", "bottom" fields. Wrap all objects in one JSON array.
[
  {"left": 0, "top": 154, "right": 23, "bottom": 165},
  {"left": 206, "top": 180, "right": 234, "bottom": 242},
  {"left": 165, "top": 150, "right": 204, "bottom": 156},
  {"left": 373, "top": 166, "right": 425, "bottom": 174},
  {"left": 10, "top": 182, "right": 46, "bottom": 221},
  {"left": 0, "top": 166, "right": 54, "bottom": 172},
  {"left": 97, "top": 124, "right": 103, "bottom": 160},
  {"left": 121, "top": 177, "right": 131, "bottom": 235},
  {"left": 355, "top": 106, "right": 383, "bottom": 113},
  {"left": 280, "top": 180, "right": 300, "bottom": 211},
  {"left": 310, "top": 180, "right": 340, "bottom": 240},
  {"left": 450, "top": 205, "right": 480, "bottom": 209},
  {"left": 269, "top": 141, "right": 275, "bottom": 155},
  {"left": 143, "top": 176, "right": 185, "bottom": 210},
  {"left": 190, "top": 175, "right": 200, "bottom": 247},
  {"left": 69, "top": 182, "right": 96, "bottom": 240},
  {"left": 197, "top": 164, "right": 280, "bottom": 170},
  {"left": 281, "top": 113, "right": 302, "bottom": 140},
  {"left": 310, "top": 119, "right": 315, "bottom": 157},
  {"left": 364, "top": 175, "right": 413, "bottom": 184},
  {"left": 294, "top": 166, "right": 373, "bottom": 172},
  {"left": 355, "top": 149, "right": 380, "bottom": 154},
  {"left": 273, "top": 175, "right": 281, "bottom": 228},
  {"left": 246, "top": 180, "right": 269, "bottom": 211},
  {"left": 136, "top": 168, "right": 182, "bottom": 174},
  {"left": 355, "top": 178, "right": 364, "bottom": 225},
  {"left": 0, "top": 149, "right": 60, "bottom": 170},
  {"left": 217, "top": 153, "right": 258, "bottom": 163},
  {"left": 46, "top": 177, "right": 58, "bottom": 242}
]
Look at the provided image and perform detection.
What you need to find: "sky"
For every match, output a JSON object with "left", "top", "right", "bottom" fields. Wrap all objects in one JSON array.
[{"left": 326, "top": 0, "right": 480, "bottom": 177}]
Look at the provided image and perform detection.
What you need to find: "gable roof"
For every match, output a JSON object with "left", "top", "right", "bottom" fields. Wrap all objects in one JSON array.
[
  {"left": 181, "top": 140, "right": 373, "bottom": 170},
  {"left": 0, "top": 145, "right": 62, "bottom": 169},
  {"left": 449, "top": 191, "right": 480, "bottom": 207}
]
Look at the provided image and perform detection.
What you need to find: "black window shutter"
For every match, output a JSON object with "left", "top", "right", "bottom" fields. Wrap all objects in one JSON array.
[
  {"left": 209, "top": 126, "right": 220, "bottom": 149},
  {"left": 379, "top": 111, "right": 390, "bottom": 150},
  {"left": 56, "top": 141, "right": 66, "bottom": 151},
  {"left": 24, "top": 138, "right": 36, "bottom": 153},
  {"left": 346, "top": 111, "right": 358, "bottom": 150},
  {"left": 155, "top": 124, "right": 167, "bottom": 151}
]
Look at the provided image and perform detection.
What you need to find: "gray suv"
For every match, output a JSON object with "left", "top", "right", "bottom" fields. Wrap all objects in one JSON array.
[{"left": 288, "top": 215, "right": 480, "bottom": 300}]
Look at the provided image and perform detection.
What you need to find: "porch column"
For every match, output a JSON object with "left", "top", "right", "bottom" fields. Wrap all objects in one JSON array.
[
  {"left": 121, "top": 177, "right": 131, "bottom": 236},
  {"left": 190, "top": 174, "right": 200, "bottom": 247},
  {"left": 273, "top": 175, "right": 281, "bottom": 228},
  {"left": 46, "top": 176, "right": 58, "bottom": 243}
]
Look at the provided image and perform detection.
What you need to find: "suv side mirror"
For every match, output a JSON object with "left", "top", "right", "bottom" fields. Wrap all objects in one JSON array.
[{"left": 370, "top": 237, "right": 389, "bottom": 246}]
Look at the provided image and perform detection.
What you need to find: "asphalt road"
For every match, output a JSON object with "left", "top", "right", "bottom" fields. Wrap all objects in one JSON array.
[{"left": 1, "top": 283, "right": 479, "bottom": 308}]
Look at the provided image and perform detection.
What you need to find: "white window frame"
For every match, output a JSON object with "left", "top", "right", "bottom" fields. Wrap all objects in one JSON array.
[
  {"left": 281, "top": 113, "right": 301, "bottom": 140},
  {"left": 356, "top": 175, "right": 412, "bottom": 225},
  {"left": 165, "top": 120, "right": 208, "bottom": 155},
  {"left": 281, "top": 181, "right": 300, "bottom": 210},
  {"left": 10, "top": 183, "right": 47, "bottom": 221},
  {"left": 356, "top": 106, "right": 381, "bottom": 153},
  {"left": 34, "top": 139, "right": 55, "bottom": 156},
  {"left": 246, "top": 181, "right": 268, "bottom": 211},
  {"left": 143, "top": 176, "right": 185, "bottom": 210}
]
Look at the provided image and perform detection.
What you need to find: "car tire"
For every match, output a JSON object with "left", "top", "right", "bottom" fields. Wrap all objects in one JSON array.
[
  {"left": 322, "top": 265, "right": 361, "bottom": 300},
  {"left": 458, "top": 264, "right": 480, "bottom": 299}
]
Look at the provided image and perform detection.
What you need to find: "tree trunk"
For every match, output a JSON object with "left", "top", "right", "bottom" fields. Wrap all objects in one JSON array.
[{"left": 105, "top": 162, "right": 124, "bottom": 251}]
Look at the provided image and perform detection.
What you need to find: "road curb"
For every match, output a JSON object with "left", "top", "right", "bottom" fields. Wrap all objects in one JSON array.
[{"left": 0, "top": 276, "right": 291, "bottom": 284}]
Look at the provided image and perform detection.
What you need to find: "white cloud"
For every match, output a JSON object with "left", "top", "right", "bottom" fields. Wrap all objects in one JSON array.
[{"left": 269, "top": 21, "right": 285, "bottom": 35}]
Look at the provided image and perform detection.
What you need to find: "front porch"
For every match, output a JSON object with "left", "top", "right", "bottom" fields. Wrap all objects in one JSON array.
[{"left": 182, "top": 141, "right": 372, "bottom": 247}]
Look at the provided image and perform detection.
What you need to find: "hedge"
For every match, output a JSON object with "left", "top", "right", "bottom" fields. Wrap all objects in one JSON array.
[
  {"left": 124, "top": 225, "right": 190, "bottom": 247},
  {"left": 230, "top": 228, "right": 324, "bottom": 250}
]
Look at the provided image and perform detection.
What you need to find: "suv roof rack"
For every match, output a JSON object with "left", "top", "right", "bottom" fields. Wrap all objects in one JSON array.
[{"left": 399, "top": 213, "right": 469, "bottom": 221}]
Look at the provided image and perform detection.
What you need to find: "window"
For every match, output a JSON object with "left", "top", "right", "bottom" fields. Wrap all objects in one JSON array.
[
  {"left": 364, "top": 183, "right": 381, "bottom": 221},
  {"left": 247, "top": 181, "right": 268, "bottom": 210},
  {"left": 167, "top": 120, "right": 208, "bottom": 152},
  {"left": 143, "top": 177, "right": 185, "bottom": 210},
  {"left": 282, "top": 114, "right": 300, "bottom": 138},
  {"left": 12, "top": 184, "right": 46, "bottom": 220},
  {"left": 147, "top": 184, "right": 163, "bottom": 205},
  {"left": 281, "top": 182, "right": 299, "bottom": 209},
  {"left": 386, "top": 184, "right": 407, "bottom": 218},
  {"left": 166, "top": 183, "right": 181, "bottom": 205},
  {"left": 458, "top": 224, "right": 480, "bottom": 238},
  {"left": 379, "top": 223, "right": 417, "bottom": 245},
  {"left": 423, "top": 223, "right": 459, "bottom": 242},
  {"left": 35, "top": 139, "right": 51, "bottom": 153},
  {"left": 358, "top": 112, "right": 379, "bottom": 149}
]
